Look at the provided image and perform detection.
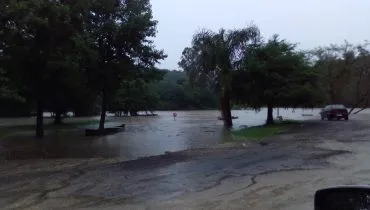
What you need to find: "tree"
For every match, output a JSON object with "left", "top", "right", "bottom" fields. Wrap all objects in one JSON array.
[
  {"left": 145, "top": 70, "right": 216, "bottom": 110},
  {"left": 179, "top": 26, "right": 260, "bottom": 127},
  {"left": 233, "top": 35, "right": 321, "bottom": 124},
  {"left": 85, "top": 0, "right": 166, "bottom": 131},
  {"left": 1, "top": 0, "right": 86, "bottom": 137},
  {"left": 0, "top": 68, "right": 23, "bottom": 101},
  {"left": 310, "top": 41, "right": 356, "bottom": 104},
  {"left": 311, "top": 41, "right": 370, "bottom": 114},
  {"left": 346, "top": 52, "right": 370, "bottom": 114},
  {"left": 46, "top": 0, "right": 93, "bottom": 124},
  {"left": 110, "top": 68, "right": 164, "bottom": 115}
]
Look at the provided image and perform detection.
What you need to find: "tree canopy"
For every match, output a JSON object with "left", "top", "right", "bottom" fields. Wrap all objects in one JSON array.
[
  {"left": 310, "top": 41, "right": 370, "bottom": 114},
  {"left": 85, "top": 0, "right": 166, "bottom": 130},
  {"left": 179, "top": 26, "right": 260, "bottom": 127},
  {"left": 0, "top": 0, "right": 165, "bottom": 137},
  {"left": 1, "top": 0, "right": 88, "bottom": 137},
  {"left": 232, "top": 35, "right": 322, "bottom": 124}
]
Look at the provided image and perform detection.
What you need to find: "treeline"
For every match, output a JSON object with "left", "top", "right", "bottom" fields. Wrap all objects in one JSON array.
[
  {"left": 109, "top": 69, "right": 219, "bottom": 112},
  {"left": 1, "top": 0, "right": 166, "bottom": 137},
  {"left": 1, "top": 0, "right": 369, "bottom": 136},
  {"left": 0, "top": 69, "right": 218, "bottom": 118},
  {"left": 149, "top": 70, "right": 218, "bottom": 110},
  {"left": 311, "top": 41, "right": 370, "bottom": 114},
  {"left": 179, "top": 27, "right": 370, "bottom": 126}
]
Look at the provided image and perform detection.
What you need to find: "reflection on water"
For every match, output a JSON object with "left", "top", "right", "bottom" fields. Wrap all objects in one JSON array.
[{"left": 0, "top": 109, "right": 320, "bottom": 160}]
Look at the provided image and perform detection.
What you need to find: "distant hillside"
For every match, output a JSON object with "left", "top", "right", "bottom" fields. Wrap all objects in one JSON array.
[{"left": 151, "top": 70, "right": 219, "bottom": 110}]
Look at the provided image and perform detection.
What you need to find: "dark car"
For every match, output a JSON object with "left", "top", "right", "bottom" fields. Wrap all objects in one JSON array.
[{"left": 320, "top": 104, "right": 349, "bottom": 120}]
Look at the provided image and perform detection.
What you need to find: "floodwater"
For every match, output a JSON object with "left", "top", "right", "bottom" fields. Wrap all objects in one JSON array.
[
  {"left": 0, "top": 109, "right": 320, "bottom": 160},
  {"left": 2, "top": 113, "right": 368, "bottom": 209}
]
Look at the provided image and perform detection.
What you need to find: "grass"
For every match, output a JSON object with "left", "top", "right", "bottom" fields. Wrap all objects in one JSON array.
[{"left": 232, "top": 120, "right": 301, "bottom": 141}]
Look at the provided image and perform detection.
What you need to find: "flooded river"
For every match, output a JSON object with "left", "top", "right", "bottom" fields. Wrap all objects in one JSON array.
[{"left": 1, "top": 109, "right": 320, "bottom": 160}]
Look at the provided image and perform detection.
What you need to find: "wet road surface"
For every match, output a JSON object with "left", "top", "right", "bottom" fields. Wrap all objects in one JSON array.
[{"left": 1, "top": 113, "right": 370, "bottom": 209}]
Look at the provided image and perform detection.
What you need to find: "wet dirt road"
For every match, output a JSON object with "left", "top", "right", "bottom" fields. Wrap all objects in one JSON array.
[{"left": 1, "top": 114, "right": 370, "bottom": 209}]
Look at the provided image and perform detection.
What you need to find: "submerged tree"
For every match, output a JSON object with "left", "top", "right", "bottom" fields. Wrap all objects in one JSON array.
[
  {"left": 179, "top": 26, "right": 260, "bottom": 127},
  {"left": 233, "top": 35, "right": 321, "bottom": 125}
]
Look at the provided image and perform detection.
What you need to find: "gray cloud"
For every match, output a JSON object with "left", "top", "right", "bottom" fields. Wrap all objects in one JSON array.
[{"left": 151, "top": 0, "right": 369, "bottom": 70}]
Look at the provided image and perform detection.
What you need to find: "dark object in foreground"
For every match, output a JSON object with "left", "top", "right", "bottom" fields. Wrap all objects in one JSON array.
[
  {"left": 85, "top": 124, "right": 125, "bottom": 136},
  {"left": 315, "top": 185, "right": 370, "bottom": 210},
  {"left": 218, "top": 116, "right": 239, "bottom": 120},
  {"left": 320, "top": 104, "right": 349, "bottom": 121}
]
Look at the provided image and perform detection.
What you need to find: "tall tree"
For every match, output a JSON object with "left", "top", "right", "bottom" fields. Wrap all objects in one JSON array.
[
  {"left": 179, "top": 26, "right": 260, "bottom": 127},
  {"left": 233, "top": 35, "right": 321, "bottom": 124},
  {"left": 86, "top": 0, "right": 166, "bottom": 131}
]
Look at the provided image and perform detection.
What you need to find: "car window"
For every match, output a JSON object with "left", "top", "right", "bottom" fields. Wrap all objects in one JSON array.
[
  {"left": 324, "top": 105, "right": 346, "bottom": 109},
  {"left": 332, "top": 105, "right": 346, "bottom": 109}
]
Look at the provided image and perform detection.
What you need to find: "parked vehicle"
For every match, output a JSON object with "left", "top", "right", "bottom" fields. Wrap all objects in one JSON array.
[{"left": 320, "top": 104, "right": 349, "bottom": 121}]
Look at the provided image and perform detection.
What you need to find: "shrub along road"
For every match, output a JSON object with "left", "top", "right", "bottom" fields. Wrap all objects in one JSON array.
[{"left": 1, "top": 114, "right": 370, "bottom": 209}]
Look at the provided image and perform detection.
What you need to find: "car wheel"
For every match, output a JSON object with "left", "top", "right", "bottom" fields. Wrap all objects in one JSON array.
[{"left": 345, "top": 116, "right": 349, "bottom": 121}]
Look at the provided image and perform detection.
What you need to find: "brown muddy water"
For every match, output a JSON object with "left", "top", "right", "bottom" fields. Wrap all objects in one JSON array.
[{"left": 0, "top": 109, "right": 320, "bottom": 160}]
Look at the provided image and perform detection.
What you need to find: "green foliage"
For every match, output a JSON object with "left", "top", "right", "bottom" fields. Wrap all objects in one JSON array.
[
  {"left": 310, "top": 41, "right": 370, "bottom": 112},
  {"left": 108, "top": 70, "right": 219, "bottom": 112},
  {"left": 85, "top": 0, "right": 166, "bottom": 129},
  {"left": 0, "top": 0, "right": 166, "bottom": 135},
  {"left": 0, "top": 0, "right": 90, "bottom": 136},
  {"left": 110, "top": 70, "right": 163, "bottom": 114},
  {"left": 232, "top": 35, "right": 322, "bottom": 124},
  {"left": 151, "top": 70, "right": 218, "bottom": 110},
  {"left": 179, "top": 26, "right": 260, "bottom": 127},
  {"left": 0, "top": 68, "right": 23, "bottom": 101}
]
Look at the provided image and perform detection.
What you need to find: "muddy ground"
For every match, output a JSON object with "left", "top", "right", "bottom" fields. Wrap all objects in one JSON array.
[{"left": 1, "top": 114, "right": 370, "bottom": 209}]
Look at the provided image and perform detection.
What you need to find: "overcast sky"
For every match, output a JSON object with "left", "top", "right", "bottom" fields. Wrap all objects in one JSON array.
[{"left": 150, "top": 0, "right": 369, "bottom": 70}]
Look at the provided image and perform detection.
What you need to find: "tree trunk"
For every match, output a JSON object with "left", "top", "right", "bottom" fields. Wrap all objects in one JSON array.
[
  {"left": 130, "top": 110, "right": 138, "bottom": 116},
  {"left": 266, "top": 103, "right": 274, "bottom": 125},
  {"left": 36, "top": 99, "right": 44, "bottom": 138},
  {"left": 99, "top": 92, "right": 107, "bottom": 131},
  {"left": 54, "top": 109, "right": 62, "bottom": 125},
  {"left": 220, "top": 89, "right": 232, "bottom": 128}
]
